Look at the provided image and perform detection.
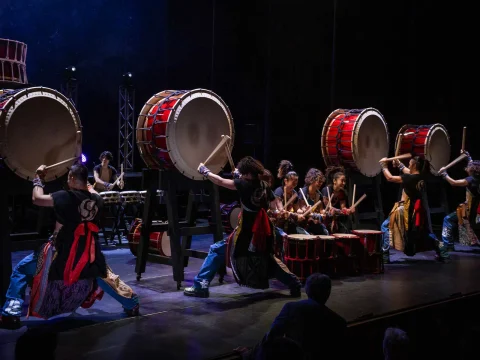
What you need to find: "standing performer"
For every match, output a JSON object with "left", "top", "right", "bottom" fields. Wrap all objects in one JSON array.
[
  {"left": 379, "top": 156, "right": 449, "bottom": 262},
  {"left": 439, "top": 152, "right": 480, "bottom": 249},
  {"left": 93, "top": 151, "right": 124, "bottom": 192},
  {"left": 0, "top": 163, "right": 139, "bottom": 329},
  {"left": 297, "top": 168, "right": 328, "bottom": 235},
  {"left": 184, "top": 156, "right": 302, "bottom": 298},
  {"left": 321, "top": 166, "right": 355, "bottom": 234}
]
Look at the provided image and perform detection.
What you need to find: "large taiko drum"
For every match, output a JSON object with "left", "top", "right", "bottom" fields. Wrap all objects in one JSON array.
[
  {"left": 0, "top": 38, "right": 28, "bottom": 85},
  {"left": 283, "top": 234, "right": 321, "bottom": 282},
  {"left": 321, "top": 108, "right": 389, "bottom": 177},
  {"left": 0, "top": 87, "right": 82, "bottom": 181},
  {"left": 351, "top": 229, "right": 384, "bottom": 274},
  {"left": 395, "top": 124, "right": 450, "bottom": 175},
  {"left": 136, "top": 89, "right": 235, "bottom": 180},
  {"left": 127, "top": 218, "right": 171, "bottom": 257}
]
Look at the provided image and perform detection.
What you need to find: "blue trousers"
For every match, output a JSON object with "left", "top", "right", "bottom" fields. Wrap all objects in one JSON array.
[
  {"left": 193, "top": 238, "right": 300, "bottom": 290},
  {"left": 381, "top": 217, "right": 390, "bottom": 251},
  {"left": 2, "top": 252, "right": 138, "bottom": 317},
  {"left": 442, "top": 212, "right": 457, "bottom": 247}
]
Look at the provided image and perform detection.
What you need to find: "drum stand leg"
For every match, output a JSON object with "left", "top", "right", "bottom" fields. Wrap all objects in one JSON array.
[{"left": 0, "top": 166, "right": 12, "bottom": 305}]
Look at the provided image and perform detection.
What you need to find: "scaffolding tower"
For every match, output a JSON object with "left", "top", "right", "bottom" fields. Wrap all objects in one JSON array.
[
  {"left": 118, "top": 78, "right": 135, "bottom": 171},
  {"left": 60, "top": 66, "right": 78, "bottom": 108}
]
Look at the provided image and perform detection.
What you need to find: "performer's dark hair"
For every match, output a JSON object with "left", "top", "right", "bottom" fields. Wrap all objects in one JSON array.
[
  {"left": 69, "top": 163, "right": 88, "bottom": 184},
  {"left": 305, "top": 273, "right": 331, "bottom": 304},
  {"left": 467, "top": 160, "right": 480, "bottom": 178},
  {"left": 411, "top": 156, "right": 430, "bottom": 176},
  {"left": 99, "top": 151, "right": 113, "bottom": 161},
  {"left": 283, "top": 171, "right": 299, "bottom": 184},
  {"left": 237, "top": 156, "right": 265, "bottom": 178},
  {"left": 304, "top": 168, "right": 326, "bottom": 186},
  {"left": 259, "top": 169, "right": 274, "bottom": 187},
  {"left": 325, "top": 165, "right": 345, "bottom": 185},
  {"left": 277, "top": 160, "right": 294, "bottom": 179}
]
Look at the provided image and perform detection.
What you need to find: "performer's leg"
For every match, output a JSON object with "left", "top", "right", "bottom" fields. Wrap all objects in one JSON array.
[
  {"left": 442, "top": 212, "right": 458, "bottom": 250},
  {"left": 429, "top": 232, "right": 450, "bottom": 262},
  {"left": 1, "top": 252, "right": 38, "bottom": 318},
  {"left": 381, "top": 217, "right": 391, "bottom": 263},
  {"left": 184, "top": 239, "right": 227, "bottom": 298},
  {"left": 95, "top": 277, "right": 140, "bottom": 315},
  {"left": 269, "top": 255, "right": 302, "bottom": 297}
]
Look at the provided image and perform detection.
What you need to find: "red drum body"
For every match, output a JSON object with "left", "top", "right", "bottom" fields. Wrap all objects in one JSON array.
[
  {"left": 136, "top": 89, "right": 235, "bottom": 180},
  {"left": 128, "top": 218, "right": 171, "bottom": 257},
  {"left": 283, "top": 234, "right": 321, "bottom": 282},
  {"left": 332, "top": 233, "right": 360, "bottom": 275},
  {"left": 351, "top": 229, "right": 384, "bottom": 274},
  {"left": 0, "top": 38, "right": 28, "bottom": 84},
  {"left": 395, "top": 124, "right": 450, "bottom": 175},
  {"left": 322, "top": 108, "right": 389, "bottom": 177},
  {"left": 210, "top": 202, "right": 241, "bottom": 234}
]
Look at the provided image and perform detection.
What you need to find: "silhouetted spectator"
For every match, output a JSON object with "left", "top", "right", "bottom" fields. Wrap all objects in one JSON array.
[{"left": 383, "top": 327, "right": 410, "bottom": 360}]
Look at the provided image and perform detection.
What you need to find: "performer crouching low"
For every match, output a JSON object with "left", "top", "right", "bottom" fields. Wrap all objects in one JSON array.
[
  {"left": 439, "top": 152, "right": 480, "bottom": 249},
  {"left": 184, "top": 156, "right": 302, "bottom": 298},
  {"left": 0, "top": 163, "right": 139, "bottom": 329},
  {"left": 379, "top": 156, "right": 449, "bottom": 263}
]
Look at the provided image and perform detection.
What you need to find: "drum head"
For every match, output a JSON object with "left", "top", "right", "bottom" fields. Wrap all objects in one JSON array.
[
  {"left": 333, "top": 233, "right": 359, "bottom": 238},
  {"left": 287, "top": 234, "right": 318, "bottom": 240},
  {"left": 161, "top": 232, "right": 171, "bottom": 256},
  {"left": 318, "top": 235, "right": 335, "bottom": 240},
  {"left": 352, "top": 108, "right": 389, "bottom": 177},
  {"left": 229, "top": 207, "right": 241, "bottom": 229},
  {"left": 0, "top": 87, "right": 81, "bottom": 181},
  {"left": 352, "top": 229, "right": 383, "bottom": 234},
  {"left": 426, "top": 124, "right": 450, "bottom": 175}
]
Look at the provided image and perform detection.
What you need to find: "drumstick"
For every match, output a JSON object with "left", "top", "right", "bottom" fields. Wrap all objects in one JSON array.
[
  {"left": 224, "top": 142, "right": 235, "bottom": 170},
  {"left": 326, "top": 186, "right": 332, "bottom": 211},
  {"left": 440, "top": 153, "right": 468, "bottom": 172},
  {"left": 395, "top": 134, "right": 403, "bottom": 157},
  {"left": 284, "top": 187, "right": 287, "bottom": 207},
  {"left": 204, "top": 135, "right": 231, "bottom": 166},
  {"left": 284, "top": 193, "right": 298, "bottom": 209},
  {"left": 111, "top": 172, "right": 125, "bottom": 188},
  {"left": 303, "top": 199, "right": 323, "bottom": 217},
  {"left": 462, "top": 126, "right": 467, "bottom": 152},
  {"left": 380, "top": 153, "right": 412, "bottom": 162},
  {"left": 352, "top": 194, "right": 367, "bottom": 208},
  {"left": 352, "top": 184, "right": 356, "bottom": 206},
  {"left": 299, "top": 188, "right": 308, "bottom": 205},
  {"left": 45, "top": 156, "right": 79, "bottom": 170}
]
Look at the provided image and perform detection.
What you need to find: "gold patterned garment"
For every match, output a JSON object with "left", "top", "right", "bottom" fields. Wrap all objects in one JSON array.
[{"left": 388, "top": 202, "right": 406, "bottom": 251}]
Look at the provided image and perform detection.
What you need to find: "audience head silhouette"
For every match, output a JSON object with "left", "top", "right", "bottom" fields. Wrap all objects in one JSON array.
[
  {"left": 305, "top": 273, "right": 331, "bottom": 304},
  {"left": 383, "top": 327, "right": 410, "bottom": 360}
]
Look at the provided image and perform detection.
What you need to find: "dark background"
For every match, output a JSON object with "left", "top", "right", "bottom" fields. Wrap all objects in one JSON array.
[{"left": 1, "top": 0, "right": 476, "bottom": 218}]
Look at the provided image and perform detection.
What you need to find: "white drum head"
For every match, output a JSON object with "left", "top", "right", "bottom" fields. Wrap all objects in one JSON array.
[
  {"left": 353, "top": 108, "right": 389, "bottom": 177},
  {"left": 287, "top": 234, "right": 318, "bottom": 240},
  {"left": 229, "top": 207, "right": 241, "bottom": 229},
  {"left": 161, "top": 232, "right": 171, "bottom": 256},
  {"left": 167, "top": 89, "right": 234, "bottom": 180},
  {"left": 426, "top": 124, "right": 450, "bottom": 175},
  {"left": 0, "top": 87, "right": 81, "bottom": 181}
]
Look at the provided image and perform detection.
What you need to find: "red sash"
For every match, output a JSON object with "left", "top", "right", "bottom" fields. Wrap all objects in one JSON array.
[
  {"left": 251, "top": 208, "right": 271, "bottom": 252},
  {"left": 414, "top": 199, "right": 424, "bottom": 227}
]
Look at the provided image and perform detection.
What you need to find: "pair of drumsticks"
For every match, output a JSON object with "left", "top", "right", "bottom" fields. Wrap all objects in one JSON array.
[
  {"left": 203, "top": 134, "right": 235, "bottom": 171},
  {"left": 298, "top": 186, "right": 366, "bottom": 217}
]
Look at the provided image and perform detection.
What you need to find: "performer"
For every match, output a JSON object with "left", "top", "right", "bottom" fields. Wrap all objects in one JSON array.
[
  {"left": 276, "top": 160, "right": 294, "bottom": 186},
  {"left": 93, "top": 151, "right": 124, "bottom": 192},
  {"left": 297, "top": 168, "right": 329, "bottom": 235},
  {"left": 439, "top": 152, "right": 480, "bottom": 249},
  {"left": 184, "top": 156, "right": 301, "bottom": 298},
  {"left": 321, "top": 166, "right": 355, "bottom": 234},
  {"left": 379, "top": 156, "right": 449, "bottom": 262},
  {"left": 0, "top": 163, "right": 139, "bottom": 329}
]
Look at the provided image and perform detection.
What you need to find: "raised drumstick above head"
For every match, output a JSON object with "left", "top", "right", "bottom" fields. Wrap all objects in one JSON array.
[
  {"left": 45, "top": 156, "right": 79, "bottom": 170},
  {"left": 204, "top": 135, "right": 231, "bottom": 166},
  {"left": 462, "top": 126, "right": 467, "bottom": 153}
]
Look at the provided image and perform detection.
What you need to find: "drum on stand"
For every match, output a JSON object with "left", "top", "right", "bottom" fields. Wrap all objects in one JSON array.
[
  {"left": 209, "top": 201, "right": 241, "bottom": 234},
  {"left": 0, "top": 38, "right": 28, "bottom": 85},
  {"left": 120, "top": 191, "right": 141, "bottom": 204},
  {"left": 331, "top": 233, "right": 360, "bottom": 275},
  {"left": 128, "top": 218, "right": 171, "bottom": 257},
  {"left": 351, "top": 229, "right": 384, "bottom": 274},
  {"left": 321, "top": 108, "right": 389, "bottom": 177},
  {"left": 395, "top": 124, "right": 450, "bottom": 175},
  {"left": 0, "top": 87, "right": 81, "bottom": 181},
  {"left": 283, "top": 234, "right": 321, "bottom": 283},
  {"left": 99, "top": 191, "right": 121, "bottom": 205},
  {"left": 136, "top": 88, "right": 235, "bottom": 179}
]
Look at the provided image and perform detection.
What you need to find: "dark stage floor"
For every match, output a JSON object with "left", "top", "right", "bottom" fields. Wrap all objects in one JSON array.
[{"left": 2, "top": 232, "right": 480, "bottom": 360}]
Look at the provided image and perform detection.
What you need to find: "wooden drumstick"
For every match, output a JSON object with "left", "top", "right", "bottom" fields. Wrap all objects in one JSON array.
[
  {"left": 284, "top": 192, "right": 298, "bottom": 209},
  {"left": 352, "top": 184, "right": 356, "bottom": 206},
  {"left": 299, "top": 188, "right": 308, "bottom": 205},
  {"left": 440, "top": 153, "right": 468, "bottom": 172},
  {"left": 380, "top": 153, "right": 412, "bottom": 162},
  {"left": 352, "top": 194, "right": 367, "bottom": 208},
  {"left": 303, "top": 199, "right": 323, "bottom": 217},
  {"left": 284, "top": 187, "right": 287, "bottom": 207},
  {"left": 326, "top": 186, "right": 332, "bottom": 211},
  {"left": 224, "top": 141, "right": 235, "bottom": 170},
  {"left": 45, "top": 156, "right": 79, "bottom": 170},
  {"left": 395, "top": 134, "right": 403, "bottom": 157},
  {"left": 462, "top": 126, "right": 467, "bottom": 153},
  {"left": 204, "top": 135, "right": 231, "bottom": 166}
]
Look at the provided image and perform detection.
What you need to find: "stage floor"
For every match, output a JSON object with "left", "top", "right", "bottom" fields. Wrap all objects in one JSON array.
[{"left": 1, "top": 233, "right": 480, "bottom": 360}]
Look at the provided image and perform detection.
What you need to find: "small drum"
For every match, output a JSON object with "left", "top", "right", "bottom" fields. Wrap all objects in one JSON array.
[
  {"left": 351, "top": 229, "right": 384, "bottom": 274},
  {"left": 332, "top": 233, "right": 360, "bottom": 275},
  {"left": 139, "top": 190, "right": 163, "bottom": 202},
  {"left": 120, "top": 191, "right": 141, "bottom": 204},
  {"left": 322, "top": 108, "right": 389, "bottom": 177},
  {"left": 136, "top": 89, "right": 235, "bottom": 180},
  {"left": 0, "top": 87, "right": 81, "bottom": 181},
  {"left": 99, "top": 191, "right": 121, "bottom": 205},
  {"left": 395, "top": 124, "right": 450, "bottom": 175},
  {"left": 283, "top": 234, "right": 321, "bottom": 282},
  {"left": 127, "top": 218, "right": 171, "bottom": 257},
  {"left": 0, "top": 38, "right": 28, "bottom": 84},
  {"left": 210, "top": 202, "right": 242, "bottom": 234}
]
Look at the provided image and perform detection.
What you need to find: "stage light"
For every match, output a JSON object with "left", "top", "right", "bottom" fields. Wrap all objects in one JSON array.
[
  {"left": 81, "top": 153, "right": 87, "bottom": 163},
  {"left": 122, "top": 72, "right": 133, "bottom": 86},
  {"left": 64, "top": 66, "right": 77, "bottom": 80}
]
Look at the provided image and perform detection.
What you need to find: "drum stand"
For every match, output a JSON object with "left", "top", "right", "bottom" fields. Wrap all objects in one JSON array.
[
  {"left": 0, "top": 163, "right": 12, "bottom": 304},
  {"left": 346, "top": 169, "right": 385, "bottom": 229},
  {"left": 135, "top": 169, "right": 225, "bottom": 290}
]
